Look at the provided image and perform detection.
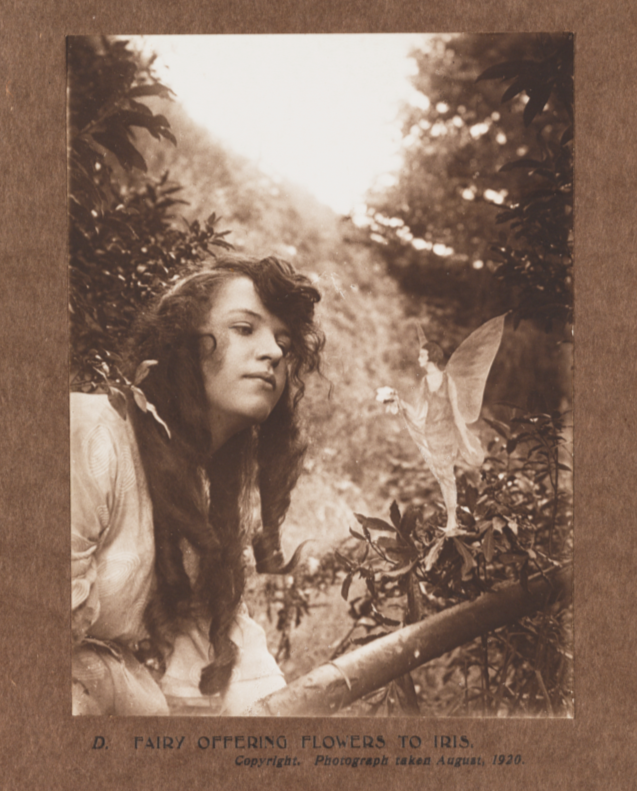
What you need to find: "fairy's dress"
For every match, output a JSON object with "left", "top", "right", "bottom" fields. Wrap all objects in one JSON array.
[
  {"left": 398, "top": 375, "right": 484, "bottom": 531},
  {"left": 71, "top": 393, "right": 286, "bottom": 716}
]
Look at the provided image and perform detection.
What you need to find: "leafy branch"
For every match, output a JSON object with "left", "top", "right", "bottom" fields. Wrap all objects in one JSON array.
[
  {"left": 68, "top": 37, "right": 234, "bottom": 388},
  {"left": 477, "top": 34, "right": 574, "bottom": 328}
]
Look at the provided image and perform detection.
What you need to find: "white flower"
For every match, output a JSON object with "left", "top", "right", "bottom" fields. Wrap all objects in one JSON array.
[
  {"left": 375, "top": 386, "right": 396, "bottom": 403},
  {"left": 306, "top": 556, "right": 321, "bottom": 575},
  {"left": 375, "top": 387, "right": 399, "bottom": 414}
]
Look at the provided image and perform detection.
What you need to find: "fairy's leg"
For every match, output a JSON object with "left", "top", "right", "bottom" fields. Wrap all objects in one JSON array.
[{"left": 430, "top": 460, "right": 459, "bottom": 533}]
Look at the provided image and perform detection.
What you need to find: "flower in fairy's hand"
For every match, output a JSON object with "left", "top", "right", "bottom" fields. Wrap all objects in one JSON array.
[{"left": 376, "top": 386, "right": 399, "bottom": 414}]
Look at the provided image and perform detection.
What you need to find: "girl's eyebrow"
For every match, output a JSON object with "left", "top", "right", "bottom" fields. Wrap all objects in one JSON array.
[{"left": 226, "top": 309, "right": 261, "bottom": 319}]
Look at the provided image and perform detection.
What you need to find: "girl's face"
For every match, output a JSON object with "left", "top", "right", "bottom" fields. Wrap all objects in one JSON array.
[{"left": 198, "top": 277, "right": 291, "bottom": 448}]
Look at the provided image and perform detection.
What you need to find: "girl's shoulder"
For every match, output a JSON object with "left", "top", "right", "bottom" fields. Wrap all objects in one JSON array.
[
  {"left": 70, "top": 392, "right": 133, "bottom": 450},
  {"left": 71, "top": 391, "right": 122, "bottom": 423}
]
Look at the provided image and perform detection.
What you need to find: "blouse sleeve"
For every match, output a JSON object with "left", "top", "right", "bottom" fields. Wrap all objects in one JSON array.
[
  {"left": 70, "top": 398, "right": 119, "bottom": 644},
  {"left": 160, "top": 606, "right": 286, "bottom": 715},
  {"left": 223, "top": 607, "right": 287, "bottom": 715}
]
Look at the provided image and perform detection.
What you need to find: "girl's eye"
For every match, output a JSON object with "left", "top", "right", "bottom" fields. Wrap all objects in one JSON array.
[
  {"left": 278, "top": 341, "right": 291, "bottom": 357},
  {"left": 232, "top": 324, "right": 253, "bottom": 336}
]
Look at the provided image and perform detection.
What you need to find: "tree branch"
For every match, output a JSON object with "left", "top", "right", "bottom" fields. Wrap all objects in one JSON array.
[{"left": 251, "top": 566, "right": 572, "bottom": 716}]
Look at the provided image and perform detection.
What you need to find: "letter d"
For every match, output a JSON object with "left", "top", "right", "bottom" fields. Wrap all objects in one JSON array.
[{"left": 92, "top": 737, "right": 106, "bottom": 750}]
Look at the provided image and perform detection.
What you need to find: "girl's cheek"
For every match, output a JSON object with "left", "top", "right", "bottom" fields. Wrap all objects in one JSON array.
[{"left": 207, "top": 332, "right": 230, "bottom": 374}]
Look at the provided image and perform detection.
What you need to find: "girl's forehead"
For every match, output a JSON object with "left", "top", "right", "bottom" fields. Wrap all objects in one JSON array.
[{"left": 203, "top": 277, "right": 289, "bottom": 333}]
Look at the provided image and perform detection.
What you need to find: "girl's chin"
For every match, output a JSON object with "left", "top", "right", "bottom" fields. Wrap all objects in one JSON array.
[
  {"left": 211, "top": 395, "right": 282, "bottom": 439},
  {"left": 240, "top": 400, "right": 279, "bottom": 426}
]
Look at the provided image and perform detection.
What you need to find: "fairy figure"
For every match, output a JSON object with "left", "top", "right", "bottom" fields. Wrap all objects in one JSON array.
[{"left": 377, "top": 314, "right": 506, "bottom": 535}]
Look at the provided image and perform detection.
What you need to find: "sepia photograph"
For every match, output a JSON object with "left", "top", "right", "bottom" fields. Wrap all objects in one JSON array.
[
  {"left": 3, "top": 0, "right": 637, "bottom": 781},
  {"left": 68, "top": 33, "right": 574, "bottom": 720}
]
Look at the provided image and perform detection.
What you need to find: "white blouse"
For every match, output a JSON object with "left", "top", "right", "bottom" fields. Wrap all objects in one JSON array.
[{"left": 71, "top": 392, "right": 285, "bottom": 715}]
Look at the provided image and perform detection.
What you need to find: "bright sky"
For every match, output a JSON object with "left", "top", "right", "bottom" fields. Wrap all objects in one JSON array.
[{"left": 144, "top": 35, "right": 431, "bottom": 215}]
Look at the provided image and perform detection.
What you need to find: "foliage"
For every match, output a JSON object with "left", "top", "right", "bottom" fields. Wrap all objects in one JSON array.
[
  {"left": 333, "top": 408, "right": 573, "bottom": 716},
  {"left": 476, "top": 36, "right": 573, "bottom": 327},
  {"left": 68, "top": 36, "right": 232, "bottom": 386},
  {"left": 261, "top": 552, "right": 341, "bottom": 663},
  {"left": 362, "top": 33, "right": 573, "bottom": 329}
]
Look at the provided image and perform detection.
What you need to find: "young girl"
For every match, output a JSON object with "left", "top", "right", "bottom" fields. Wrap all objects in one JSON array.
[{"left": 71, "top": 255, "right": 324, "bottom": 715}]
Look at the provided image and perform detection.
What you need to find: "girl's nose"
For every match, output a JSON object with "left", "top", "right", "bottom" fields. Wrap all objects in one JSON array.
[{"left": 257, "top": 329, "right": 284, "bottom": 365}]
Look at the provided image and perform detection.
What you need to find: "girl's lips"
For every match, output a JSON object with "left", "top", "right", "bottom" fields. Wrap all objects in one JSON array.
[{"left": 244, "top": 373, "right": 276, "bottom": 388}]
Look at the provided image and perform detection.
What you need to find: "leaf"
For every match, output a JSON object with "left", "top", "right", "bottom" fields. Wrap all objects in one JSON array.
[
  {"left": 400, "top": 505, "right": 421, "bottom": 537},
  {"left": 146, "top": 400, "right": 172, "bottom": 439},
  {"left": 501, "top": 76, "right": 528, "bottom": 103},
  {"left": 128, "top": 82, "right": 173, "bottom": 98},
  {"left": 465, "top": 484, "right": 478, "bottom": 512},
  {"left": 334, "top": 550, "right": 354, "bottom": 571},
  {"left": 341, "top": 572, "right": 353, "bottom": 601},
  {"left": 483, "top": 417, "right": 510, "bottom": 439},
  {"left": 379, "top": 558, "right": 418, "bottom": 581},
  {"left": 389, "top": 500, "right": 401, "bottom": 529},
  {"left": 476, "top": 59, "right": 531, "bottom": 83},
  {"left": 92, "top": 129, "right": 148, "bottom": 173},
  {"left": 107, "top": 387, "right": 127, "bottom": 420},
  {"left": 349, "top": 527, "right": 366, "bottom": 541},
  {"left": 502, "top": 524, "right": 522, "bottom": 549},
  {"left": 159, "top": 127, "right": 177, "bottom": 146},
  {"left": 492, "top": 516, "right": 507, "bottom": 532},
  {"left": 452, "top": 537, "right": 477, "bottom": 580},
  {"left": 112, "top": 110, "right": 166, "bottom": 134},
  {"left": 524, "top": 83, "right": 553, "bottom": 127},
  {"left": 128, "top": 99, "right": 154, "bottom": 117},
  {"left": 375, "top": 536, "right": 400, "bottom": 551},
  {"left": 354, "top": 514, "right": 394, "bottom": 533},
  {"left": 370, "top": 604, "right": 401, "bottom": 627},
  {"left": 375, "top": 537, "right": 410, "bottom": 563},
  {"left": 134, "top": 359, "right": 158, "bottom": 385},
  {"left": 131, "top": 386, "right": 148, "bottom": 412},
  {"left": 424, "top": 538, "right": 445, "bottom": 572},
  {"left": 482, "top": 526, "right": 495, "bottom": 563},
  {"left": 152, "top": 113, "right": 171, "bottom": 128}
]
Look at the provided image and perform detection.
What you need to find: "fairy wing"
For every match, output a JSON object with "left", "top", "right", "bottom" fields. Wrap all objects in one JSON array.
[{"left": 445, "top": 314, "right": 506, "bottom": 424}]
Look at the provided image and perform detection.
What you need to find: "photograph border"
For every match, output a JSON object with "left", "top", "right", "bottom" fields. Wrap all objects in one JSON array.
[{"left": 2, "top": 2, "right": 635, "bottom": 789}]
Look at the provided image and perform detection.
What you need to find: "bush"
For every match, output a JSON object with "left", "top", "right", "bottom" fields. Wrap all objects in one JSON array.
[{"left": 68, "top": 36, "right": 232, "bottom": 387}]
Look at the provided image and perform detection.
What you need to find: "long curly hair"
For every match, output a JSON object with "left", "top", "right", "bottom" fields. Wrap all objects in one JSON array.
[{"left": 123, "top": 254, "right": 324, "bottom": 696}]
